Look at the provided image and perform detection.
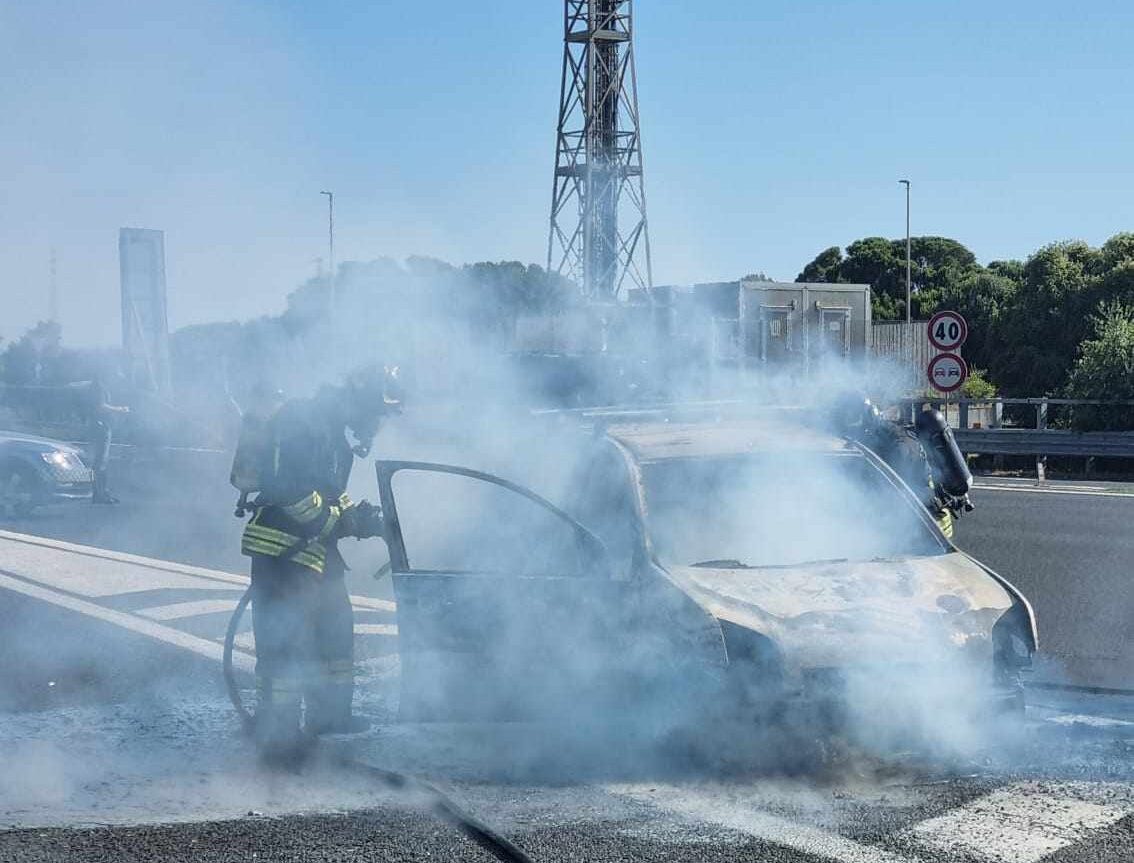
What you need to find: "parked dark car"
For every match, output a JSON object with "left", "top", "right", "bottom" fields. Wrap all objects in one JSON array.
[
  {"left": 376, "top": 409, "right": 1037, "bottom": 731},
  {"left": 0, "top": 431, "right": 93, "bottom": 517}
]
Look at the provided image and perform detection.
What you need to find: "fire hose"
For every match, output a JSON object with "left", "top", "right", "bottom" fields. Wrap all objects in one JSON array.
[{"left": 222, "top": 587, "right": 536, "bottom": 863}]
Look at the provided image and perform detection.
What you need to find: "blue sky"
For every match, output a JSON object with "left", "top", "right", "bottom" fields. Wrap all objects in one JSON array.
[{"left": 3, "top": 0, "right": 1133, "bottom": 345}]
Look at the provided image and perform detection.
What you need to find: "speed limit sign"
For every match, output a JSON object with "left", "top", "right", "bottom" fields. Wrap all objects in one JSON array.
[{"left": 928, "top": 311, "right": 968, "bottom": 352}]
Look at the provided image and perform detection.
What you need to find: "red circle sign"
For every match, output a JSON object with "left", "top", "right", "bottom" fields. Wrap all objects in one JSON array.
[
  {"left": 927, "top": 352, "right": 969, "bottom": 393},
  {"left": 928, "top": 311, "right": 968, "bottom": 352}
]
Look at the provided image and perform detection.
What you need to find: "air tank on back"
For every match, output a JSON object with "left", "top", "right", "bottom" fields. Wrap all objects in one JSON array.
[{"left": 914, "top": 408, "right": 973, "bottom": 499}]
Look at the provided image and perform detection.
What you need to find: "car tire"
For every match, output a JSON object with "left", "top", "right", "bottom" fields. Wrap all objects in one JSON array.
[{"left": 0, "top": 462, "right": 42, "bottom": 519}]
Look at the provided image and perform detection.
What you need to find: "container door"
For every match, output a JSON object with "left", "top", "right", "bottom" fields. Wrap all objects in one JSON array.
[{"left": 760, "top": 306, "right": 793, "bottom": 363}]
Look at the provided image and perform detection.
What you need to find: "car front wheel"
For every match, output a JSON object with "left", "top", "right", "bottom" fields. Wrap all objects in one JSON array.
[{"left": 0, "top": 463, "right": 41, "bottom": 519}]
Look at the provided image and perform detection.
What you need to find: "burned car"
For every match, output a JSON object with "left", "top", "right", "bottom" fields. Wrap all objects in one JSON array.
[
  {"left": 376, "top": 411, "right": 1037, "bottom": 728},
  {"left": 0, "top": 431, "right": 93, "bottom": 517}
]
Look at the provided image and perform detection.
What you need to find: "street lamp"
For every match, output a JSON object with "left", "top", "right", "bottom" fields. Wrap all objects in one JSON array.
[
  {"left": 899, "top": 180, "right": 911, "bottom": 323},
  {"left": 320, "top": 190, "right": 335, "bottom": 311}
]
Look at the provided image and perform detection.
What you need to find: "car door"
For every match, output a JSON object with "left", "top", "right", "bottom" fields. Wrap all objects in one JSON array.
[{"left": 376, "top": 460, "right": 635, "bottom": 722}]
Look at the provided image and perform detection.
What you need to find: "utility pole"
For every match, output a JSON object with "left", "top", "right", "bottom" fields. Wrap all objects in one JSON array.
[
  {"left": 899, "top": 179, "right": 911, "bottom": 323},
  {"left": 548, "top": 0, "right": 652, "bottom": 300},
  {"left": 49, "top": 246, "right": 59, "bottom": 324},
  {"left": 320, "top": 190, "right": 335, "bottom": 311}
]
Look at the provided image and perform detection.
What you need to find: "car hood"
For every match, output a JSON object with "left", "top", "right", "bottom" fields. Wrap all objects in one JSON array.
[
  {"left": 0, "top": 432, "right": 84, "bottom": 456},
  {"left": 666, "top": 553, "right": 1013, "bottom": 672}
]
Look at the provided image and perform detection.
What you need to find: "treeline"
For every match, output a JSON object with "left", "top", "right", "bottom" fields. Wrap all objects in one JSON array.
[
  {"left": 5, "top": 235, "right": 1134, "bottom": 438},
  {"left": 1, "top": 259, "right": 579, "bottom": 443},
  {"left": 797, "top": 233, "right": 1134, "bottom": 413},
  {"left": 169, "top": 256, "right": 578, "bottom": 407}
]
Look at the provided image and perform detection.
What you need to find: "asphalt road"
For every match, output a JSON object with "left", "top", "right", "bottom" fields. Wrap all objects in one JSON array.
[
  {"left": 953, "top": 477, "right": 1134, "bottom": 690},
  {"left": 3, "top": 689, "right": 1134, "bottom": 863},
  {"left": 3, "top": 477, "right": 1134, "bottom": 862}
]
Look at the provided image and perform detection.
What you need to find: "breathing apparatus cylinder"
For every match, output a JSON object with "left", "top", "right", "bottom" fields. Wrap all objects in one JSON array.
[{"left": 914, "top": 409, "right": 973, "bottom": 499}]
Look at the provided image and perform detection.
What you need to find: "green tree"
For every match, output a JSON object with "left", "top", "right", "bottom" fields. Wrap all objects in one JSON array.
[
  {"left": 960, "top": 369, "right": 998, "bottom": 400},
  {"left": 928, "top": 270, "right": 1018, "bottom": 379},
  {"left": 997, "top": 240, "right": 1100, "bottom": 395},
  {"left": 1097, "top": 232, "right": 1134, "bottom": 272},
  {"left": 796, "top": 247, "right": 842, "bottom": 283},
  {"left": 797, "top": 236, "right": 979, "bottom": 321},
  {"left": 1064, "top": 302, "right": 1134, "bottom": 430}
]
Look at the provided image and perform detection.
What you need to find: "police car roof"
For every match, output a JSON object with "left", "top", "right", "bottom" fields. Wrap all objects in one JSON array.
[{"left": 601, "top": 414, "right": 851, "bottom": 463}]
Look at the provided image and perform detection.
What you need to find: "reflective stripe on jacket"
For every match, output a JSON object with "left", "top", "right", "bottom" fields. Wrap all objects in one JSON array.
[
  {"left": 240, "top": 492, "right": 354, "bottom": 574},
  {"left": 936, "top": 507, "right": 954, "bottom": 539}
]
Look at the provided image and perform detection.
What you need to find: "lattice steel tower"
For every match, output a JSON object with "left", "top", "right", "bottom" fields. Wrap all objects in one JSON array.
[{"left": 548, "top": 0, "right": 652, "bottom": 300}]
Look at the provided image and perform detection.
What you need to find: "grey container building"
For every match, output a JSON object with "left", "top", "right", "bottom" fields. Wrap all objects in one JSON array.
[{"left": 739, "top": 279, "right": 872, "bottom": 369}]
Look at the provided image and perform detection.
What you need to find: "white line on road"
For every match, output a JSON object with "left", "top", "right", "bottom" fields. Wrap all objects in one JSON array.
[
  {"left": 976, "top": 483, "right": 1134, "bottom": 499},
  {"left": 610, "top": 784, "right": 914, "bottom": 863},
  {"left": 229, "top": 623, "right": 397, "bottom": 651},
  {"left": 0, "top": 529, "right": 249, "bottom": 587},
  {"left": 1045, "top": 713, "right": 1134, "bottom": 729},
  {"left": 354, "top": 623, "right": 398, "bottom": 636},
  {"left": 136, "top": 596, "right": 396, "bottom": 624},
  {"left": 0, "top": 572, "right": 255, "bottom": 673},
  {"left": 902, "top": 782, "right": 1131, "bottom": 863},
  {"left": 349, "top": 596, "right": 397, "bottom": 613},
  {"left": 0, "top": 529, "right": 397, "bottom": 611},
  {"left": 137, "top": 598, "right": 241, "bottom": 621}
]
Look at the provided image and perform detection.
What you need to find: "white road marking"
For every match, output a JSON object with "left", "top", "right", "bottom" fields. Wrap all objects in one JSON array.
[
  {"left": 1045, "top": 713, "right": 1134, "bottom": 729},
  {"left": 903, "top": 782, "right": 1132, "bottom": 863},
  {"left": 0, "top": 529, "right": 397, "bottom": 611},
  {"left": 0, "top": 541, "right": 229, "bottom": 597},
  {"left": 229, "top": 624, "right": 396, "bottom": 652},
  {"left": 350, "top": 596, "right": 397, "bottom": 613},
  {"left": 610, "top": 784, "right": 914, "bottom": 863},
  {"left": 137, "top": 598, "right": 241, "bottom": 621},
  {"left": 355, "top": 623, "right": 398, "bottom": 636},
  {"left": 975, "top": 483, "right": 1134, "bottom": 499},
  {"left": 0, "top": 529, "right": 248, "bottom": 586},
  {"left": 0, "top": 572, "right": 255, "bottom": 672}
]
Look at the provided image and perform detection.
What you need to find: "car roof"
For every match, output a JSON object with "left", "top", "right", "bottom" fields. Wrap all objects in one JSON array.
[{"left": 602, "top": 416, "right": 853, "bottom": 463}]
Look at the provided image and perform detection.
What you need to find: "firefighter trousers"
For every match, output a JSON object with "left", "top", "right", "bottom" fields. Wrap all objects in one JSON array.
[{"left": 249, "top": 553, "right": 354, "bottom": 749}]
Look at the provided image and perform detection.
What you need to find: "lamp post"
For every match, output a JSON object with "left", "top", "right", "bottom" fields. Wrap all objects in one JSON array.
[
  {"left": 899, "top": 179, "right": 911, "bottom": 323},
  {"left": 320, "top": 190, "right": 334, "bottom": 311}
]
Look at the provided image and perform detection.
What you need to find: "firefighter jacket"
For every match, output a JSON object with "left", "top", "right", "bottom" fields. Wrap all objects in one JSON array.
[{"left": 241, "top": 393, "right": 358, "bottom": 575}]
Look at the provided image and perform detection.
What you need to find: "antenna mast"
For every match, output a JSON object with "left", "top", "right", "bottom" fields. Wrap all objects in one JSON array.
[{"left": 547, "top": 0, "right": 652, "bottom": 300}]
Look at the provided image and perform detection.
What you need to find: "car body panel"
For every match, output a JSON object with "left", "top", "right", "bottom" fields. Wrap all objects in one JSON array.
[
  {"left": 376, "top": 460, "right": 634, "bottom": 720},
  {"left": 0, "top": 431, "right": 93, "bottom": 508},
  {"left": 667, "top": 553, "right": 1012, "bottom": 676},
  {"left": 376, "top": 412, "right": 1037, "bottom": 721}
]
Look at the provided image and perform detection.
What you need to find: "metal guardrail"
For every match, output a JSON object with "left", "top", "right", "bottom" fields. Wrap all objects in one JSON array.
[
  {"left": 901, "top": 397, "right": 1134, "bottom": 478},
  {"left": 954, "top": 429, "right": 1134, "bottom": 458}
]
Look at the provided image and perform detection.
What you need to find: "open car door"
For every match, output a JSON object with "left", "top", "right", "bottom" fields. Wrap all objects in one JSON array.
[{"left": 376, "top": 460, "right": 635, "bottom": 722}]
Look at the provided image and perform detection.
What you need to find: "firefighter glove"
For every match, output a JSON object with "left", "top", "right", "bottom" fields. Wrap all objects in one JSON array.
[{"left": 338, "top": 500, "right": 385, "bottom": 539}]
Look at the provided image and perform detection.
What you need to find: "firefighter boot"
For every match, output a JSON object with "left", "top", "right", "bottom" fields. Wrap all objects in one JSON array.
[
  {"left": 255, "top": 679, "right": 312, "bottom": 767},
  {"left": 306, "top": 663, "right": 369, "bottom": 735}
]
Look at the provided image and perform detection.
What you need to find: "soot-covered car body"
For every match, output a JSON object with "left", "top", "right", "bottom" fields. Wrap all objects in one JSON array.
[
  {"left": 377, "top": 411, "right": 1037, "bottom": 723},
  {"left": 0, "top": 431, "right": 93, "bottom": 517}
]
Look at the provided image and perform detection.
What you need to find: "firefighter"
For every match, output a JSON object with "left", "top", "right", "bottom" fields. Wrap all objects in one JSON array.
[
  {"left": 832, "top": 394, "right": 967, "bottom": 539},
  {"left": 238, "top": 365, "right": 397, "bottom": 761}
]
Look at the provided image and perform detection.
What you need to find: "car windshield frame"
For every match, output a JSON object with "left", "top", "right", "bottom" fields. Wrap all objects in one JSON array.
[{"left": 632, "top": 446, "right": 951, "bottom": 571}]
